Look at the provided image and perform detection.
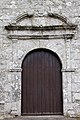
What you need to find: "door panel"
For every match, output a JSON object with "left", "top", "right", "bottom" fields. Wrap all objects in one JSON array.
[{"left": 21, "top": 49, "right": 63, "bottom": 115}]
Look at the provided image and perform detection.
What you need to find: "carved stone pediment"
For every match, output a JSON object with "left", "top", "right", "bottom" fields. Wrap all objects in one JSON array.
[{"left": 5, "top": 13, "right": 77, "bottom": 40}]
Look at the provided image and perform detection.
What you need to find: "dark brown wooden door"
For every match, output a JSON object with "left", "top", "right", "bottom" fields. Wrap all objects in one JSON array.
[{"left": 21, "top": 49, "right": 63, "bottom": 115}]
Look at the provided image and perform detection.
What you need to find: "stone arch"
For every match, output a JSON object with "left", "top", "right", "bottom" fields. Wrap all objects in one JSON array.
[{"left": 21, "top": 48, "right": 62, "bottom": 68}]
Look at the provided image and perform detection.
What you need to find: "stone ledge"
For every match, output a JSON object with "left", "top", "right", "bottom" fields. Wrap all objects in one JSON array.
[
  {"left": 61, "top": 69, "right": 76, "bottom": 72},
  {"left": 8, "top": 68, "right": 22, "bottom": 72},
  {"left": 7, "top": 116, "right": 77, "bottom": 120}
]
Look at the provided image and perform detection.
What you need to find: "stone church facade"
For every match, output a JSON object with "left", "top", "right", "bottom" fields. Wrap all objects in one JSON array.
[{"left": 0, "top": 0, "right": 80, "bottom": 118}]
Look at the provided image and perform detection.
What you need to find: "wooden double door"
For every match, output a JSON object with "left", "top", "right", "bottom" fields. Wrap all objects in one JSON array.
[{"left": 21, "top": 49, "right": 63, "bottom": 115}]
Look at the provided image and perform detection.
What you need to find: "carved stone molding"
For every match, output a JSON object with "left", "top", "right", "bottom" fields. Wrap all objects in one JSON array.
[
  {"left": 16, "top": 13, "right": 33, "bottom": 23},
  {"left": 7, "top": 34, "right": 74, "bottom": 40},
  {"left": 48, "top": 13, "right": 74, "bottom": 26}
]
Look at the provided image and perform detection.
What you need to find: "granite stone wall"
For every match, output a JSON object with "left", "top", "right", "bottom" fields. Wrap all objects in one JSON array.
[{"left": 0, "top": 0, "right": 80, "bottom": 118}]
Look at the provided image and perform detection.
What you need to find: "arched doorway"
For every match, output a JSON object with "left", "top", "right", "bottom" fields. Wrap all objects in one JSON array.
[{"left": 21, "top": 48, "right": 63, "bottom": 115}]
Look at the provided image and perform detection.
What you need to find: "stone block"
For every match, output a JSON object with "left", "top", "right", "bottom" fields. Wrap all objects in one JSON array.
[
  {"left": 72, "top": 93, "right": 80, "bottom": 102},
  {"left": 72, "top": 83, "right": 80, "bottom": 92}
]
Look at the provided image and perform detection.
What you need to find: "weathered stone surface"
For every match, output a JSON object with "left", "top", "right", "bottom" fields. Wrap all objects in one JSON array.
[{"left": 0, "top": 0, "right": 80, "bottom": 118}]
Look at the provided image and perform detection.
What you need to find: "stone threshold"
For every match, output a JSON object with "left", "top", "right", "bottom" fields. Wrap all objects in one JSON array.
[{"left": 3, "top": 116, "right": 77, "bottom": 120}]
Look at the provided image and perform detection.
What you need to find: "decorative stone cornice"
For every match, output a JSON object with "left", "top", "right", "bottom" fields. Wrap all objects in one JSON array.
[
  {"left": 5, "top": 13, "right": 77, "bottom": 40},
  {"left": 5, "top": 25, "right": 77, "bottom": 31}
]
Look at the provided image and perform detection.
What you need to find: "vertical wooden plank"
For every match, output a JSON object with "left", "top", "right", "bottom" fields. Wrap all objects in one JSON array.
[
  {"left": 22, "top": 60, "right": 27, "bottom": 114},
  {"left": 27, "top": 56, "right": 30, "bottom": 113}
]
